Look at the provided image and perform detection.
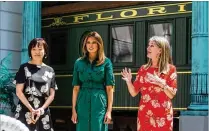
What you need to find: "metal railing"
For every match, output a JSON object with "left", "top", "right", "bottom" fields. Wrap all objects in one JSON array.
[{"left": 190, "top": 73, "right": 208, "bottom": 104}]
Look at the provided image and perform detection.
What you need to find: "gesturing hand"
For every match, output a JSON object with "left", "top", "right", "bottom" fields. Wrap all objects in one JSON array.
[{"left": 121, "top": 67, "right": 132, "bottom": 83}]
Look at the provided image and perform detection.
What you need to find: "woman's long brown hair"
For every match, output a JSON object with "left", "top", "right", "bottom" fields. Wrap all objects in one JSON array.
[{"left": 81, "top": 31, "right": 106, "bottom": 66}]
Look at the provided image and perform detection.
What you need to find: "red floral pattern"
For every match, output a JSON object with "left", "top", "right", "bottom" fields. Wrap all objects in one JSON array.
[{"left": 133, "top": 65, "right": 177, "bottom": 131}]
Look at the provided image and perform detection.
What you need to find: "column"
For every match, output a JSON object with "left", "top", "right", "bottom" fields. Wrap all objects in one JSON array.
[
  {"left": 179, "top": 2, "right": 208, "bottom": 131},
  {"left": 188, "top": 1, "right": 208, "bottom": 111},
  {"left": 21, "top": 1, "right": 41, "bottom": 63}
]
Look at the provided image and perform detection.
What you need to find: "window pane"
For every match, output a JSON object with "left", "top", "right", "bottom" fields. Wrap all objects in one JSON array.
[
  {"left": 111, "top": 26, "right": 133, "bottom": 63},
  {"left": 49, "top": 32, "right": 67, "bottom": 65},
  {"left": 149, "top": 23, "right": 172, "bottom": 44}
]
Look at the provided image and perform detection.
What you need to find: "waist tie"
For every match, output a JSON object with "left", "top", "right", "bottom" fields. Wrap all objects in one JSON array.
[
  {"left": 81, "top": 82, "right": 105, "bottom": 90},
  {"left": 80, "top": 87, "right": 105, "bottom": 90}
]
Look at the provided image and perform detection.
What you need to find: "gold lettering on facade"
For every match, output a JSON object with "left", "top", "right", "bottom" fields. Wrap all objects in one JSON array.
[
  {"left": 148, "top": 7, "right": 166, "bottom": 15},
  {"left": 74, "top": 15, "right": 89, "bottom": 23},
  {"left": 96, "top": 13, "right": 113, "bottom": 20},
  {"left": 120, "top": 9, "right": 137, "bottom": 18},
  {"left": 178, "top": 4, "right": 186, "bottom": 12},
  {"left": 43, "top": 2, "right": 192, "bottom": 28}
]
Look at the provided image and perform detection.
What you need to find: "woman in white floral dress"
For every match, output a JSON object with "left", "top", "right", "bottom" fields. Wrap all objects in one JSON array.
[{"left": 14, "top": 38, "right": 58, "bottom": 131}]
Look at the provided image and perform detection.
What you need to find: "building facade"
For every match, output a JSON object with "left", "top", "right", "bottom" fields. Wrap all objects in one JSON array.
[{"left": 0, "top": 1, "right": 208, "bottom": 131}]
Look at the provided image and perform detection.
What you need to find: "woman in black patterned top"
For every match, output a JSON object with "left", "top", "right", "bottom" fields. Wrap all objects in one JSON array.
[{"left": 14, "top": 38, "right": 58, "bottom": 131}]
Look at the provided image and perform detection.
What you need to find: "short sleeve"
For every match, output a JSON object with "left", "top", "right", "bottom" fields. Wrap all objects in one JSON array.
[
  {"left": 167, "top": 65, "right": 177, "bottom": 92},
  {"left": 133, "top": 66, "right": 144, "bottom": 92},
  {"left": 51, "top": 69, "right": 58, "bottom": 90},
  {"left": 72, "top": 59, "right": 81, "bottom": 86},
  {"left": 105, "top": 59, "right": 115, "bottom": 86},
  {"left": 14, "top": 65, "right": 26, "bottom": 84}
]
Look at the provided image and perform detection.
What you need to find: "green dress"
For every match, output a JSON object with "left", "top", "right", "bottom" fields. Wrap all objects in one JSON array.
[{"left": 72, "top": 57, "right": 115, "bottom": 131}]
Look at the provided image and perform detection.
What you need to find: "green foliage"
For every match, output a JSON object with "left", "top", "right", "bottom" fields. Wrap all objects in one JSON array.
[{"left": 0, "top": 53, "right": 16, "bottom": 115}]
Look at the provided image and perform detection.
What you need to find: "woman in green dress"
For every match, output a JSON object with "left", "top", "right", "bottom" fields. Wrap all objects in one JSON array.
[{"left": 71, "top": 31, "right": 115, "bottom": 131}]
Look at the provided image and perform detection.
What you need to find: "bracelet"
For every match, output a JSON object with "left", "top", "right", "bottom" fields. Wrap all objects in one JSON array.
[
  {"left": 40, "top": 108, "right": 45, "bottom": 115},
  {"left": 163, "top": 85, "right": 169, "bottom": 91}
]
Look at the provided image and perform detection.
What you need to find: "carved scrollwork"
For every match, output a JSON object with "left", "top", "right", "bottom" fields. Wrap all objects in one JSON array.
[{"left": 49, "top": 17, "right": 67, "bottom": 27}]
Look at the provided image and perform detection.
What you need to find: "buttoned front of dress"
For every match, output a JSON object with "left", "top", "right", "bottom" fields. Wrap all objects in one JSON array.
[{"left": 72, "top": 57, "right": 115, "bottom": 131}]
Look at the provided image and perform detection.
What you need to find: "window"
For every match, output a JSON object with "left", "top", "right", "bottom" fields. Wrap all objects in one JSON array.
[
  {"left": 49, "top": 31, "right": 68, "bottom": 65},
  {"left": 149, "top": 23, "right": 172, "bottom": 44},
  {"left": 148, "top": 23, "right": 173, "bottom": 54},
  {"left": 111, "top": 25, "right": 133, "bottom": 63}
]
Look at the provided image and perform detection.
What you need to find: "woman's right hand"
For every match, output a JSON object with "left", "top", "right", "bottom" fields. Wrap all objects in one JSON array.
[
  {"left": 29, "top": 107, "right": 39, "bottom": 124},
  {"left": 29, "top": 107, "right": 36, "bottom": 114},
  {"left": 71, "top": 109, "right": 78, "bottom": 124},
  {"left": 121, "top": 67, "right": 132, "bottom": 83}
]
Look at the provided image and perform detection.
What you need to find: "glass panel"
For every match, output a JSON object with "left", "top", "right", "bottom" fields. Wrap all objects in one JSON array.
[
  {"left": 149, "top": 23, "right": 172, "bottom": 54},
  {"left": 49, "top": 32, "right": 67, "bottom": 65},
  {"left": 111, "top": 26, "right": 133, "bottom": 63},
  {"left": 149, "top": 23, "right": 172, "bottom": 44}
]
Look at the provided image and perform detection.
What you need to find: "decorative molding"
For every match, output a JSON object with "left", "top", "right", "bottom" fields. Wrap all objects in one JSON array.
[
  {"left": 42, "top": 2, "right": 192, "bottom": 28},
  {"left": 48, "top": 17, "right": 67, "bottom": 27}
]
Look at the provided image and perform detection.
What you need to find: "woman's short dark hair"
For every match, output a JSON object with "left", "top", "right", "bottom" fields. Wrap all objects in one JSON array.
[{"left": 28, "top": 38, "right": 48, "bottom": 58}]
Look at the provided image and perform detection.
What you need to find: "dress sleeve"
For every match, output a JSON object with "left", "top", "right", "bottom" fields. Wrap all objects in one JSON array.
[
  {"left": 166, "top": 65, "right": 177, "bottom": 92},
  {"left": 105, "top": 59, "right": 115, "bottom": 86},
  {"left": 51, "top": 69, "right": 58, "bottom": 90},
  {"left": 14, "top": 65, "right": 26, "bottom": 84},
  {"left": 133, "top": 66, "right": 144, "bottom": 92},
  {"left": 72, "top": 59, "right": 81, "bottom": 86}
]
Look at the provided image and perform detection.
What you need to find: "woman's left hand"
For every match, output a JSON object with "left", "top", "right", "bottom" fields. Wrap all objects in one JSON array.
[
  {"left": 104, "top": 111, "right": 112, "bottom": 124},
  {"left": 146, "top": 72, "right": 165, "bottom": 89},
  {"left": 32, "top": 108, "right": 44, "bottom": 123}
]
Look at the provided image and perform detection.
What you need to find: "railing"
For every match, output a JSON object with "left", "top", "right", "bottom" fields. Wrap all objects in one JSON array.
[
  {"left": 191, "top": 73, "right": 208, "bottom": 94},
  {"left": 190, "top": 73, "right": 208, "bottom": 105}
]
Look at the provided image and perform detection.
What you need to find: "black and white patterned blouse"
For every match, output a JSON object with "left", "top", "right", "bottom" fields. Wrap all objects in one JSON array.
[{"left": 14, "top": 62, "right": 58, "bottom": 131}]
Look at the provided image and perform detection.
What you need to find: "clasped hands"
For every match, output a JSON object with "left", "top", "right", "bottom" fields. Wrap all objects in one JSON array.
[{"left": 29, "top": 107, "right": 44, "bottom": 124}]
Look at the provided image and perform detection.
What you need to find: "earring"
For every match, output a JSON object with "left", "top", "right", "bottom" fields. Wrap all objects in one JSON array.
[
  {"left": 29, "top": 56, "right": 31, "bottom": 59},
  {"left": 43, "top": 53, "right": 47, "bottom": 59}
]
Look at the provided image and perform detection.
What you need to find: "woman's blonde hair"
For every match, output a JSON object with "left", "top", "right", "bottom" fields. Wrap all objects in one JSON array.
[
  {"left": 81, "top": 31, "right": 106, "bottom": 65},
  {"left": 145, "top": 36, "right": 173, "bottom": 74}
]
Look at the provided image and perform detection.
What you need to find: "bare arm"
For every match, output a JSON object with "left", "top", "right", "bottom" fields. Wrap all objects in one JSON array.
[
  {"left": 16, "top": 84, "right": 34, "bottom": 112},
  {"left": 41, "top": 88, "right": 55, "bottom": 109},
  {"left": 72, "top": 86, "right": 80, "bottom": 112},
  {"left": 104, "top": 86, "right": 114, "bottom": 124},
  {"left": 71, "top": 86, "right": 80, "bottom": 124},
  {"left": 106, "top": 86, "right": 114, "bottom": 112},
  {"left": 156, "top": 83, "right": 176, "bottom": 99},
  {"left": 125, "top": 81, "right": 140, "bottom": 97},
  {"left": 121, "top": 68, "right": 140, "bottom": 97}
]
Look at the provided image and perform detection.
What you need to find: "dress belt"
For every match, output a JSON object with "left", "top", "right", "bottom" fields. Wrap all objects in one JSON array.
[{"left": 80, "top": 86, "right": 105, "bottom": 90}]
